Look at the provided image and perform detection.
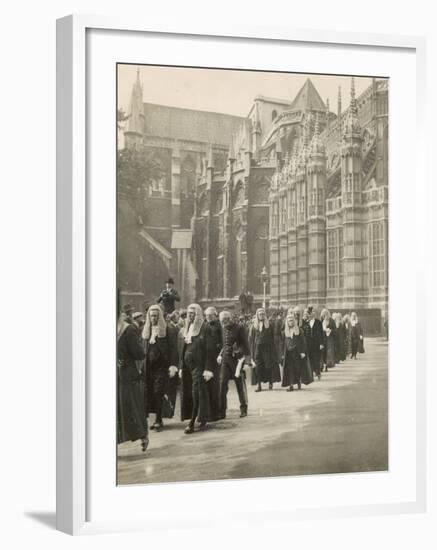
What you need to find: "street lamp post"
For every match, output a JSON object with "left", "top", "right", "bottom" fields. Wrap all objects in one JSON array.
[{"left": 261, "top": 266, "right": 268, "bottom": 310}]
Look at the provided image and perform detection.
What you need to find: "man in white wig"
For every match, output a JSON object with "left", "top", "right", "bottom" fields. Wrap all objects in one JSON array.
[
  {"left": 142, "top": 304, "right": 178, "bottom": 432},
  {"left": 178, "top": 304, "right": 213, "bottom": 434},
  {"left": 248, "top": 308, "right": 281, "bottom": 392}
]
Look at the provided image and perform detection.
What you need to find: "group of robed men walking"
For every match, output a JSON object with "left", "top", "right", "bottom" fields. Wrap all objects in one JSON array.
[{"left": 117, "top": 301, "right": 364, "bottom": 454}]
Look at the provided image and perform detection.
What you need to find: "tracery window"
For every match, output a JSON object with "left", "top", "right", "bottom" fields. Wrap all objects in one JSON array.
[
  {"left": 327, "top": 228, "right": 344, "bottom": 289},
  {"left": 369, "top": 221, "right": 385, "bottom": 287}
]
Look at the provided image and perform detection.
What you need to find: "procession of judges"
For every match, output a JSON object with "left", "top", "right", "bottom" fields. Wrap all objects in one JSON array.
[{"left": 117, "top": 278, "right": 365, "bottom": 453}]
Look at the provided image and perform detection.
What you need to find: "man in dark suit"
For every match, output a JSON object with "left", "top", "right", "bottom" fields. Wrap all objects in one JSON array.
[
  {"left": 302, "top": 305, "right": 324, "bottom": 380},
  {"left": 218, "top": 310, "right": 251, "bottom": 419},
  {"left": 157, "top": 277, "right": 181, "bottom": 314}
]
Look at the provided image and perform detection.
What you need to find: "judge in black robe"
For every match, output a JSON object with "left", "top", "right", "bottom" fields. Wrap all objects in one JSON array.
[
  {"left": 117, "top": 306, "right": 148, "bottom": 451},
  {"left": 248, "top": 308, "right": 281, "bottom": 391},
  {"left": 302, "top": 306, "right": 324, "bottom": 379},
  {"left": 321, "top": 309, "right": 336, "bottom": 371},
  {"left": 350, "top": 312, "right": 364, "bottom": 358},
  {"left": 281, "top": 313, "right": 308, "bottom": 391},
  {"left": 334, "top": 313, "right": 346, "bottom": 363},
  {"left": 142, "top": 304, "right": 178, "bottom": 432},
  {"left": 178, "top": 304, "right": 212, "bottom": 433}
]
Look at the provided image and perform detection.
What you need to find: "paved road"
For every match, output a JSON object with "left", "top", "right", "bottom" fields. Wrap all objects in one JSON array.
[{"left": 117, "top": 337, "right": 388, "bottom": 485}]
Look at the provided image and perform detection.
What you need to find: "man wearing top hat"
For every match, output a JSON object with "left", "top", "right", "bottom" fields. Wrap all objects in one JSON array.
[{"left": 157, "top": 277, "right": 181, "bottom": 315}]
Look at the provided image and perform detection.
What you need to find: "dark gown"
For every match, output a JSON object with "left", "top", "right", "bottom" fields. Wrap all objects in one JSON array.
[
  {"left": 350, "top": 322, "right": 364, "bottom": 357},
  {"left": 323, "top": 319, "right": 337, "bottom": 368},
  {"left": 205, "top": 319, "right": 222, "bottom": 421},
  {"left": 273, "top": 317, "right": 285, "bottom": 365},
  {"left": 178, "top": 322, "right": 210, "bottom": 423},
  {"left": 302, "top": 318, "right": 324, "bottom": 377},
  {"left": 281, "top": 329, "right": 310, "bottom": 387},
  {"left": 248, "top": 323, "right": 281, "bottom": 386},
  {"left": 343, "top": 323, "right": 351, "bottom": 356},
  {"left": 335, "top": 323, "right": 346, "bottom": 363},
  {"left": 117, "top": 323, "right": 147, "bottom": 444},
  {"left": 144, "top": 325, "right": 178, "bottom": 418}
]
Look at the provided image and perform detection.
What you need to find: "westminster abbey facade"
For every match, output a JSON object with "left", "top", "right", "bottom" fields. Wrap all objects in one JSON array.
[{"left": 120, "top": 70, "right": 388, "bottom": 333}]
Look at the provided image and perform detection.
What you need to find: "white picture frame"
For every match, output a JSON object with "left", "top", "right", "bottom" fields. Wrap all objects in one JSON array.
[{"left": 56, "top": 14, "right": 427, "bottom": 535}]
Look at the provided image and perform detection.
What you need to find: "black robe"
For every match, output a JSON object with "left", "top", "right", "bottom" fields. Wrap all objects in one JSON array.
[
  {"left": 248, "top": 323, "right": 281, "bottom": 385},
  {"left": 350, "top": 322, "right": 364, "bottom": 356},
  {"left": 323, "top": 318, "right": 337, "bottom": 368},
  {"left": 205, "top": 319, "right": 222, "bottom": 421},
  {"left": 273, "top": 317, "right": 285, "bottom": 365},
  {"left": 282, "top": 329, "right": 313, "bottom": 387},
  {"left": 117, "top": 323, "right": 147, "bottom": 443},
  {"left": 144, "top": 325, "right": 178, "bottom": 417},
  {"left": 303, "top": 318, "right": 324, "bottom": 376},
  {"left": 178, "top": 322, "right": 210, "bottom": 423},
  {"left": 335, "top": 323, "right": 347, "bottom": 362}
]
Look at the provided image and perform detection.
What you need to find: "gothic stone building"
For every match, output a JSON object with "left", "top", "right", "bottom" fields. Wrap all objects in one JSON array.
[{"left": 120, "top": 72, "right": 388, "bottom": 333}]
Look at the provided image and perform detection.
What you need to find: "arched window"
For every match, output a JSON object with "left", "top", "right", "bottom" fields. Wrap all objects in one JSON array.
[{"left": 272, "top": 109, "right": 278, "bottom": 121}]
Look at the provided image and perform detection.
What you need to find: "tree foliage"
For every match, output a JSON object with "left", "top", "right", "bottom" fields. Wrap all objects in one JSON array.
[
  {"left": 117, "top": 108, "right": 130, "bottom": 130},
  {"left": 117, "top": 145, "right": 161, "bottom": 223}
]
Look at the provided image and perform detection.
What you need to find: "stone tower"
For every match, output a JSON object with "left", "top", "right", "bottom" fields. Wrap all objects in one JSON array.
[
  {"left": 307, "top": 113, "right": 327, "bottom": 306},
  {"left": 295, "top": 115, "right": 310, "bottom": 304},
  {"left": 340, "top": 77, "right": 364, "bottom": 308}
]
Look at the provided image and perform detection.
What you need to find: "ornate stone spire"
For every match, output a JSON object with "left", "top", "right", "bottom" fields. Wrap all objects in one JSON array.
[
  {"left": 343, "top": 77, "right": 361, "bottom": 136},
  {"left": 125, "top": 66, "right": 144, "bottom": 138},
  {"left": 310, "top": 112, "right": 325, "bottom": 156}
]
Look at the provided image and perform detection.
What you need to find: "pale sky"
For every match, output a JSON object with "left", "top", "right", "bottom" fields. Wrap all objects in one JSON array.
[{"left": 117, "top": 63, "right": 384, "bottom": 118}]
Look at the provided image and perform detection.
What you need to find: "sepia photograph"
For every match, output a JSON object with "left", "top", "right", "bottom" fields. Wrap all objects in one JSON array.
[{"left": 116, "top": 63, "right": 389, "bottom": 486}]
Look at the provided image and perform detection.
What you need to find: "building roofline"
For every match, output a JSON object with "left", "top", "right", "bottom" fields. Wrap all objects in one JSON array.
[
  {"left": 253, "top": 95, "right": 291, "bottom": 106},
  {"left": 142, "top": 101, "right": 246, "bottom": 120}
]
